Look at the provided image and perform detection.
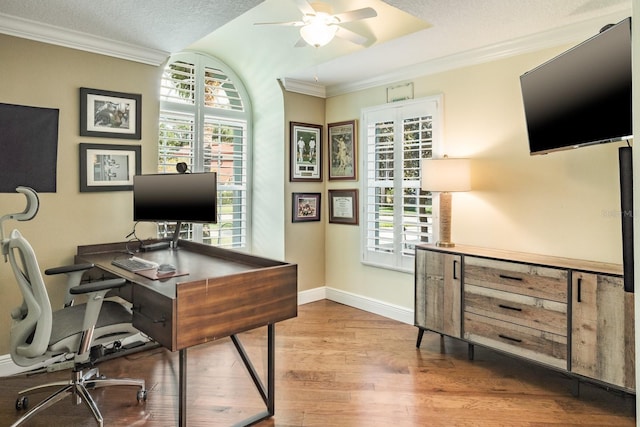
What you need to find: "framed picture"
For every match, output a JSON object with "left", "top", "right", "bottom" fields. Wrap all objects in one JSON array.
[
  {"left": 290, "top": 122, "right": 322, "bottom": 181},
  {"left": 328, "top": 120, "right": 357, "bottom": 180},
  {"left": 328, "top": 189, "right": 359, "bottom": 225},
  {"left": 292, "top": 192, "right": 321, "bottom": 222},
  {"left": 80, "top": 87, "right": 142, "bottom": 139},
  {"left": 79, "top": 143, "right": 141, "bottom": 192}
]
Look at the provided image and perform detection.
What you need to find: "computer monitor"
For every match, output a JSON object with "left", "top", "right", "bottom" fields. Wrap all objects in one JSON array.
[{"left": 133, "top": 172, "right": 217, "bottom": 247}]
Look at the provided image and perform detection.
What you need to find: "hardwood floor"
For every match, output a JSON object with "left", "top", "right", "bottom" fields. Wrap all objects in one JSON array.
[{"left": 0, "top": 300, "right": 635, "bottom": 426}]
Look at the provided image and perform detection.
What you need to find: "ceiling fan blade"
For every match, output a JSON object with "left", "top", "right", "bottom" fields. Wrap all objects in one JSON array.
[
  {"left": 335, "top": 26, "right": 369, "bottom": 46},
  {"left": 254, "top": 20, "right": 305, "bottom": 27},
  {"left": 294, "top": 0, "right": 316, "bottom": 16},
  {"left": 333, "top": 7, "right": 377, "bottom": 23}
]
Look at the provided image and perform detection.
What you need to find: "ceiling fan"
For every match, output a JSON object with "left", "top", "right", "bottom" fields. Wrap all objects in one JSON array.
[{"left": 254, "top": 0, "right": 378, "bottom": 48}]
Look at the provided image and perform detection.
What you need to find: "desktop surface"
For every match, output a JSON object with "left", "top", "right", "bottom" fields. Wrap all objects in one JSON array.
[
  {"left": 76, "top": 239, "right": 298, "bottom": 351},
  {"left": 79, "top": 240, "right": 266, "bottom": 297}
]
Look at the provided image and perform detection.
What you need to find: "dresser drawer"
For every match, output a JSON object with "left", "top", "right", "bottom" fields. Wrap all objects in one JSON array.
[
  {"left": 464, "top": 284, "right": 567, "bottom": 336},
  {"left": 464, "top": 312, "right": 567, "bottom": 369},
  {"left": 464, "top": 256, "right": 568, "bottom": 302}
]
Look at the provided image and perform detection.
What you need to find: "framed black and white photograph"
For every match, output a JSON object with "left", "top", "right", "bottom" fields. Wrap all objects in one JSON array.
[
  {"left": 79, "top": 143, "right": 141, "bottom": 192},
  {"left": 328, "top": 120, "right": 357, "bottom": 180},
  {"left": 292, "top": 192, "right": 321, "bottom": 222},
  {"left": 328, "top": 189, "right": 359, "bottom": 225},
  {"left": 290, "top": 122, "right": 322, "bottom": 182},
  {"left": 80, "top": 87, "right": 142, "bottom": 139}
]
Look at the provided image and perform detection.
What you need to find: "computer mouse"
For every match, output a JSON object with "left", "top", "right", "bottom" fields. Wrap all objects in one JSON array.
[{"left": 157, "top": 263, "right": 176, "bottom": 273}]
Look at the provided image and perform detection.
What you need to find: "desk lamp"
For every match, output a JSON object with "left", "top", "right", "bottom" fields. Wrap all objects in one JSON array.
[{"left": 421, "top": 156, "right": 471, "bottom": 248}]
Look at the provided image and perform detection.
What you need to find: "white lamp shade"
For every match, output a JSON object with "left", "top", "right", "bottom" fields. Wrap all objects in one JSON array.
[
  {"left": 421, "top": 158, "right": 471, "bottom": 192},
  {"left": 300, "top": 23, "right": 338, "bottom": 47}
]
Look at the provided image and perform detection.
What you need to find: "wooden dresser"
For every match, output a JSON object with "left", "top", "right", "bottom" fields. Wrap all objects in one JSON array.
[{"left": 415, "top": 244, "right": 635, "bottom": 393}]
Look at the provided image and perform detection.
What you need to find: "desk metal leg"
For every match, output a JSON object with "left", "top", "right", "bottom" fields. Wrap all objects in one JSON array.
[
  {"left": 179, "top": 348, "right": 187, "bottom": 427},
  {"left": 267, "top": 323, "right": 275, "bottom": 415},
  {"left": 230, "top": 323, "right": 276, "bottom": 422},
  {"left": 177, "top": 325, "right": 274, "bottom": 427}
]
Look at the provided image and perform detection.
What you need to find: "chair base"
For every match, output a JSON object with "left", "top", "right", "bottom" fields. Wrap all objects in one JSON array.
[{"left": 11, "top": 367, "right": 146, "bottom": 427}]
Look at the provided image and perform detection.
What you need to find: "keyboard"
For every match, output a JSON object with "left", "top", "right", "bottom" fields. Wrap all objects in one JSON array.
[{"left": 111, "top": 257, "right": 157, "bottom": 272}]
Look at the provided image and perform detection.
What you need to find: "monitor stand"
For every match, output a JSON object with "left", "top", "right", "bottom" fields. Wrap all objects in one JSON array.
[{"left": 171, "top": 221, "right": 182, "bottom": 250}]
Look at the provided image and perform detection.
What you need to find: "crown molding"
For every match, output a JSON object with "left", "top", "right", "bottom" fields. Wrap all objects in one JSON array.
[
  {"left": 0, "top": 13, "right": 169, "bottom": 66},
  {"left": 319, "top": 10, "right": 630, "bottom": 98},
  {"left": 280, "top": 77, "right": 327, "bottom": 98}
]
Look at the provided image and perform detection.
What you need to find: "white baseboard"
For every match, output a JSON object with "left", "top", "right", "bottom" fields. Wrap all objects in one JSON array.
[
  {"left": 299, "top": 286, "right": 413, "bottom": 325},
  {"left": 324, "top": 287, "right": 414, "bottom": 324},
  {"left": 0, "top": 287, "right": 414, "bottom": 377},
  {"left": 298, "top": 286, "right": 327, "bottom": 304},
  {"left": 0, "top": 353, "right": 27, "bottom": 377}
]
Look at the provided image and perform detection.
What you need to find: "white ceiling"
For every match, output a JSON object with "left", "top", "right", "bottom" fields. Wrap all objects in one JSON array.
[{"left": 0, "top": 0, "right": 632, "bottom": 96}]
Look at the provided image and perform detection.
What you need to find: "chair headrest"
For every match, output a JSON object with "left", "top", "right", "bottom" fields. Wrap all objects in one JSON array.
[{"left": 1, "top": 187, "right": 39, "bottom": 258}]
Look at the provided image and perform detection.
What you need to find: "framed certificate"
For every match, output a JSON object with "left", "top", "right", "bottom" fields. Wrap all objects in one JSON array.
[{"left": 328, "top": 189, "right": 358, "bottom": 225}]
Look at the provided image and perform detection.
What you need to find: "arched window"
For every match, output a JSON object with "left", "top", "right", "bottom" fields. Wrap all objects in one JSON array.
[{"left": 158, "top": 52, "right": 251, "bottom": 249}]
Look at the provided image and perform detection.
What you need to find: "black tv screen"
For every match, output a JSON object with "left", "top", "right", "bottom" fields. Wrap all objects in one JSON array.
[
  {"left": 133, "top": 173, "right": 217, "bottom": 223},
  {"left": 520, "top": 17, "right": 632, "bottom": 155}
]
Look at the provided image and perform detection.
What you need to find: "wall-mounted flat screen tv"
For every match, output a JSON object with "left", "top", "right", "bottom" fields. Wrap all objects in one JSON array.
[{"left": 520, "top": 17, "right": 632, "bottom": 155}]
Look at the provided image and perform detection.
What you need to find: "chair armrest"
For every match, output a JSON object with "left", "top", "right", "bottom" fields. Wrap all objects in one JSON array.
[
  {"left": 44, "top": 263, "right": 95, "bottom": 275},
  {"left": 69, "top": 278, "right": 127, "bottom": 295}
]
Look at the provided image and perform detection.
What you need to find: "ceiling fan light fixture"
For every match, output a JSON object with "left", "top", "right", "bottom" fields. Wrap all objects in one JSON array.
[{"left": 300, "top": 22, "right": 338, "bottom": 47}]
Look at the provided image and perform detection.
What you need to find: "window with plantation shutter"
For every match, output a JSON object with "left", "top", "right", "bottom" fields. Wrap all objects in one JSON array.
[
  {"left": 158, "top": 52, "right": 251, "bottom": 249},
  {"left": 361, "top": 96, "right": 442, "bottom": 272}
]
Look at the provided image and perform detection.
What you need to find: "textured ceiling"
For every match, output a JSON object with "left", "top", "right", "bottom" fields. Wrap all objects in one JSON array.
[
  {"left": 0, "top": 0, "right": 264, "bottom": 53},
  {"left": 0, "top": 0, "right": 633, "bottom": 94}
]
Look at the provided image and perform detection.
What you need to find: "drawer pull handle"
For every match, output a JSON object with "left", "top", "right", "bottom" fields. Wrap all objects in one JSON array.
[
  {"left": 498, "top": 334, "right": 522, "bottom": 343},
  {"left": 577, "top": 278, "right": 582, "bottom": 303},
  {"left": 499, "top": 274, "right": 523, "bottom": 281},
  {"left": 498, "top": 304, "right": 522, "bottom": 312}
]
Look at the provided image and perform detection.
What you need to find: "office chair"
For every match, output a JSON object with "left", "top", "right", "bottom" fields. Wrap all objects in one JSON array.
[{"left": 2, "top": 188, "right": 147, "bottom": 427}]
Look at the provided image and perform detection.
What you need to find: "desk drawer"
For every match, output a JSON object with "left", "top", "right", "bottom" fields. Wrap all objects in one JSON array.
[
  {"left": 464, "top": 312, "right": 567, "bottom": 369},
  {"left": 464, "top": 256, "right": 568, "bottom": 302},
  {"left": 132, "top": 285, "right": 174, "bottom": 350},
  {"left": 464, "top": 284, "right": 567, "bottom": 336}
]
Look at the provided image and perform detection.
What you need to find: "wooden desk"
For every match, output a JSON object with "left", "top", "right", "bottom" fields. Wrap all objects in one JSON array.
[{"left": 76, "top": 239, "right": 298, "bottom": 426}]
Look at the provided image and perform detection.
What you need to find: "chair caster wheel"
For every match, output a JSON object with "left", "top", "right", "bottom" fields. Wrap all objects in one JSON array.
[
  {"left": 15, "top": 396, "right": 28, "bottom": 411},
  {"left": 137, "top": 390, "right": 147, "bottom": 402}
]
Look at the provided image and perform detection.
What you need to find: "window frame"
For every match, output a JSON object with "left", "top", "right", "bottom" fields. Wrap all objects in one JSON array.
[
  {"left": 360, "top": 95, "right": 443, "bottom": 272},
  {"left": 158, "top": 52, "right": 252, "bottom": 250}
]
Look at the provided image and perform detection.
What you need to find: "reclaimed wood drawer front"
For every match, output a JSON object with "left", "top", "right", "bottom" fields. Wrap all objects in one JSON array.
[
  {"left": 571, "top": 272, "right": 635, "bottom": 390},
  {"left": 464, "top": 312, "right": 567, "bottom": 369},
  {"left": 464, "top": 256, "right": 568, "bottom": 302},
  {"left": 415, "top": 249, "right": 462, "bottom": 337},
  {"left": 464, "top": 284, "right": 567, "bottom": 336}
]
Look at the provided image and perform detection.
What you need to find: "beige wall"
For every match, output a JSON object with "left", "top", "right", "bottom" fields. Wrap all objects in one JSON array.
[
  {"left": 0, "top": 35, "right": 163, "bottom": 355},
  {"left": 325, "top": 45, "right": 627, "bottom": 309},
  {"left": 283, "top": 89, "right": 326, "bottom": 292}
]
